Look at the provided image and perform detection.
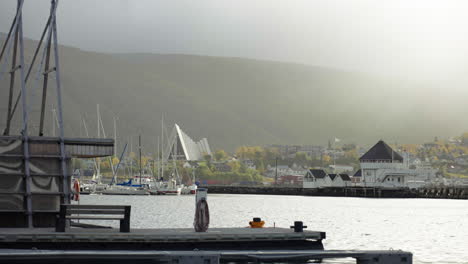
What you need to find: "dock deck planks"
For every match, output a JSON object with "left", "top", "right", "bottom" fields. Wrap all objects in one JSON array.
[{"left": 0, "top": 227, "right": 325, "bottom": 243}]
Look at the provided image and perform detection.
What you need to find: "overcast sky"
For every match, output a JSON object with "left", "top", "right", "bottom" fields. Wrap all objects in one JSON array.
[{"left": 2, "top": 0, "right": 468, "bottom": 82}]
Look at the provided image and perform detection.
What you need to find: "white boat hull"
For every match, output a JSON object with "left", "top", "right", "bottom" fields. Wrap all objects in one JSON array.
[
  {"left": 101, "top": 186, "right": 150, "bottom": 195},
  {"left": 151, "top": 187, "right": 182, "bottom": 195}
]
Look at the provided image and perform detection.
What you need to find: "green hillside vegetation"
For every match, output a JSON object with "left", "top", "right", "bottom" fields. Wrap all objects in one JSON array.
[{"left": 1, "top": 35, "right": 468, "bottom": 151}]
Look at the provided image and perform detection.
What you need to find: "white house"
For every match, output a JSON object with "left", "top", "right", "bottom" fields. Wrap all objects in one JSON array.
[
  {"left": 352, "top": 169, "right": 362, "bottom": 183},
  {"left": 335, "top": 174, "right": 351, "bottom": 187},
  {"left": 323, "top": 173, "right": 352, "bottom": 187},
  {"left": 359, "top": 140, "right": 437, "bottom": 189},
  {"left": 303, "top": 169, "right": 327, "bottom": 188}
]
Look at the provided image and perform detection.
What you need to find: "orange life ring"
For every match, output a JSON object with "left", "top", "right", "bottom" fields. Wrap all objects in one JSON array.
[{"left": 73, "top": 179, "right": 80, "bottom": 201}]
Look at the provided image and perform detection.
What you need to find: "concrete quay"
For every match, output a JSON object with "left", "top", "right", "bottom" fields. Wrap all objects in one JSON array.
[{"left": 200, "top": 185, "right": 468, "bottom": 199}]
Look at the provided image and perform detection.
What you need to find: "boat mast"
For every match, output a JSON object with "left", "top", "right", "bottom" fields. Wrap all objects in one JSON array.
[
  {"left": 113, "top": 115, "right": 117, "bottom": 157},
  {"left": 161, "top": 114, "right": 164, "bottom": 180},
  {"left": 173, "top": 132, "right": 180, "bottom": 184},
  {"left": 157, "top": 136, "right": 160, "bottom": 179},
  {"left": 130, "top": 136, "right": 133, "bottom": 178},
  {"left": 96, "top": 104, "right": 101, "bottom": 181},
  {"left": 139, "top": 134, "right": 142, "bottom": 185}
]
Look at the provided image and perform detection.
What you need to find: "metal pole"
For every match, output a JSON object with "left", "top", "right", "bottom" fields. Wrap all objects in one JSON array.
[
  {"left": 96, "top": 104, "right": 100, "bottom": 179},
  {"left": 275, "top": 157, "right": 278, "bottom": 186},
  {"left": 130, "top": 136, "right": 133, "bottom": 177},
  {"left": 139, "top": 135, "right": 142, "bottom": 185},
  {"left": 113, "top": 115, "right": 117, "bottom": 156},
  {"left": 161, "top": 115, "right": 164, "bottom": 180},
  {"left": 4, "top": 19, "right": 19, "bottom": 136},
  {"left": 97, "top": 104, "right": 100, "bottom": 138},
  {"left": 157, "top": 136, "right": 160, "bottom": 179},
  {"left": 51, "top": 108, "right": 56, "bottom": 136},
  {"left": 320, "top": 151, "right": 323, "bottom": 168},
  {"left": 0, "top": 0, "right": 23, "bottom": 62},
  {"left": 50, "top": 0, "right": 69, "bottom": 204},
  {"left": 4, "top": 10, "right": 54, "bottom": 132},
  {"left": 333, "top": 152, "right": 336, "bottom": 173},
  {"left": 38, "top": 15, "right": 53, "bottom": 136},
  {"left": 16, "top": 0, "right": 33, "bottom": 227},
  {"left": 154, "top": 136, "right": 157, "bottom": 178},
  {"left": 111, "top": 143, "right": 127, "bottom": 186}
]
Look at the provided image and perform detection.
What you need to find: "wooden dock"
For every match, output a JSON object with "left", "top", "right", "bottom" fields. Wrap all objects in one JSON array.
[
  {"left": 0, "top": 227, "right": 325, "bottom": 250},
  {"left": 0, "top": 248, "right": 413, "bottom": 264}
]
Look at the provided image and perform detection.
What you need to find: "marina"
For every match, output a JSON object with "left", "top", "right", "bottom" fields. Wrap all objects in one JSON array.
[{"left": 3, "top": 0, "right": 468, "bottom": 263}]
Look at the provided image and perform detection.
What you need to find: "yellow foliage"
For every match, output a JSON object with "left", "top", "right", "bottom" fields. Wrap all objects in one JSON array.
[
  {"left": 235, "top": 146, "right": 265, "bottom": 160},
  {"left": 344, "top": 149, "right": 358, "bottom": 160},
  {"left": 227, "top": 161, "right": 241, "bottom": 172},
  {"left": 141, "top": 156, "right": 150, "bottom": 167},
  {"left": 322, "top": 154, "right": 331, "bottom": 163},
  {"left": 462, "top": 132, "right": 468, "bottom": 139},
  {"left": 400, "top": 144, "right": 419, "bottom": 155}
]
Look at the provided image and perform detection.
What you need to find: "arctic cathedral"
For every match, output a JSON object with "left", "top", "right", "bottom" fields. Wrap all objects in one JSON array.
[{"left": 164, "top": 124, "right": 212, "bottom": 161}]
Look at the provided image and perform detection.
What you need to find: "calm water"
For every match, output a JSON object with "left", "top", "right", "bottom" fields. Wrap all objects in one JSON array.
[{"left": 80, "top": 194, "right": 468, "bottom": 263}]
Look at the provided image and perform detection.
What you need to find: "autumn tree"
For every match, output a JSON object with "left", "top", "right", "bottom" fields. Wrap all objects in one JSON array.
[
  {"left": 294, "top": 152, "right": 310, "bottom": 166},
  {"left": 214, "top": 149, "right": 228, "bottom": 161},
  {"left": 344, "top": 149, "right": 359, "bottom": 160},
  {"left": 203, "top": 153, "right": 212, "bottom": 162},
  {"left": 112, "top": 156, "right": 120, "bottom": 166},
  {"left": 227, "top": 160, "right": 241, "bottom": 172}
]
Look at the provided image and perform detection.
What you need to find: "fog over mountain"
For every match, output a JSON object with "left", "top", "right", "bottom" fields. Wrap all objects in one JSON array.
[
  {"left": 1, "top": 35, "right": 467, "bottom": 151},
  {"left": 1, "top": 1, "right": 468, "bottom": 151},
  {"left": 3, "top": 0, "right": 468, "bottom": 80}
]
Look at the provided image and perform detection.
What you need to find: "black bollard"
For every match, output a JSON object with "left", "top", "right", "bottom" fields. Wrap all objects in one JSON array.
[{"left": 290, "top": 221, "right": 307, "bottom": 232}]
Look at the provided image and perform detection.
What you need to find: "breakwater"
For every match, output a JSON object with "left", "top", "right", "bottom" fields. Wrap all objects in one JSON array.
[{"left": 200, "top": 185, "right": 468, "bottom": 199}]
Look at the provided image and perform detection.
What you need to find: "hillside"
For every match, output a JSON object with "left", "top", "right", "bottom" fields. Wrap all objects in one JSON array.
[{"left": 1, "top": 35, "right": 468, "bottom": 151}]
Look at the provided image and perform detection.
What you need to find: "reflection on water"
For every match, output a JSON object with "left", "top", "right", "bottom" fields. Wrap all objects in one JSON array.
[{"left": 80, "top": 194, "right": 468, "bottom": 264}]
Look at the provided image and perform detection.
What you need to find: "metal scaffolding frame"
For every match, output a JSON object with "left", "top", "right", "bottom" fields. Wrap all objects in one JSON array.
[{"left": 0, "top": 0, "right": 68, "bottom": 228}]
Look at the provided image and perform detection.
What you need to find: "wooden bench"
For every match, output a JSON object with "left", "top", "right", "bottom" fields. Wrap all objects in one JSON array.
[{"left": 56, "top": 204, "right": 131, "bottom": 232}]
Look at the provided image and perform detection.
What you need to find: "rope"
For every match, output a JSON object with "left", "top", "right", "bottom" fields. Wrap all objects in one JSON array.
[{"left": 193, "top": 199, "right": 209, "bottom": 232}]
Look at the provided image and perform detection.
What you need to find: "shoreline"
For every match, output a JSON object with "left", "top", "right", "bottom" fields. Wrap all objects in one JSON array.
[{"left": 200, "top": 185, "right": 468, "bottom": 199}]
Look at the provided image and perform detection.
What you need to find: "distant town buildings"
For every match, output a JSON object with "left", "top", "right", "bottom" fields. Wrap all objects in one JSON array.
[
  {"left": 241, "top": 159, "right": 257, "bottom": 170},
  {"left": 303, "top": 140, "right": 438, "bottom": 190},
  {"left": 328, "top": 164, "right": 354, "bottom": 173},
  {"left": 277, "top": 175, "right": 303, "bottom": 186},
  {"left": 357, "top": 140, "right": 437, "bottom": 189},
  {"left": 212, "top": 161, "right": 231, "bottom": 172},
  {"left": 303, "top": 169, "right": 351, "bottom": 188},
  {"left": 265, "top": 164, "right": 307, "bottom": 178},
  {"left": 265, "top": 144, "right": 324, "bottom": 158}
]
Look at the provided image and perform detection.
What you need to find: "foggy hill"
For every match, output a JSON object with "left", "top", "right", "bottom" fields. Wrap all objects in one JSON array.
[{"left": 1, "top": 34, "right": 468, "bottom": 151}]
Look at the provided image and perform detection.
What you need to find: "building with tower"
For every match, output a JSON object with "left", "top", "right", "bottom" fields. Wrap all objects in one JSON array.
[{"left": 358, "top": 140, "right": 437, "bottom": 188}]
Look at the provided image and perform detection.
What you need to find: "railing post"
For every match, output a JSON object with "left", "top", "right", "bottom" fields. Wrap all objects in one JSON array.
[
  {"left": 56, "top": 204, "right": 66, "bottom": 232},
  {"left": 120, "top": 206, "right": 131, "bottom": 232}
]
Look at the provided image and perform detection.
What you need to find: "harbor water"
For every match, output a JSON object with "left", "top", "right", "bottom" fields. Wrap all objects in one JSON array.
[{"left": 80, "top": 194, "right": 468, "bottom": 264}]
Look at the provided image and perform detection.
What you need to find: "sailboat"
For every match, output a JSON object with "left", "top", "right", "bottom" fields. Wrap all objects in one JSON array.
[
  {"left": 152, "top": 176, "right": 182, "bottom": 195},
  {"left": 150, "top": 117, "right": 183, "bottom": 195},
  {"left": 182, "top": 168, "right": 197, "bottom": 195},
  {"left": 103, "top": 135, "right": 151, "bottom": 195}
]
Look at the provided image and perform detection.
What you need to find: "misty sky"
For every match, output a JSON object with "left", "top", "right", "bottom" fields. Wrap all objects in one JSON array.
[{"left": 2, "top": 0, "right": 468, "bottom": 82}]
